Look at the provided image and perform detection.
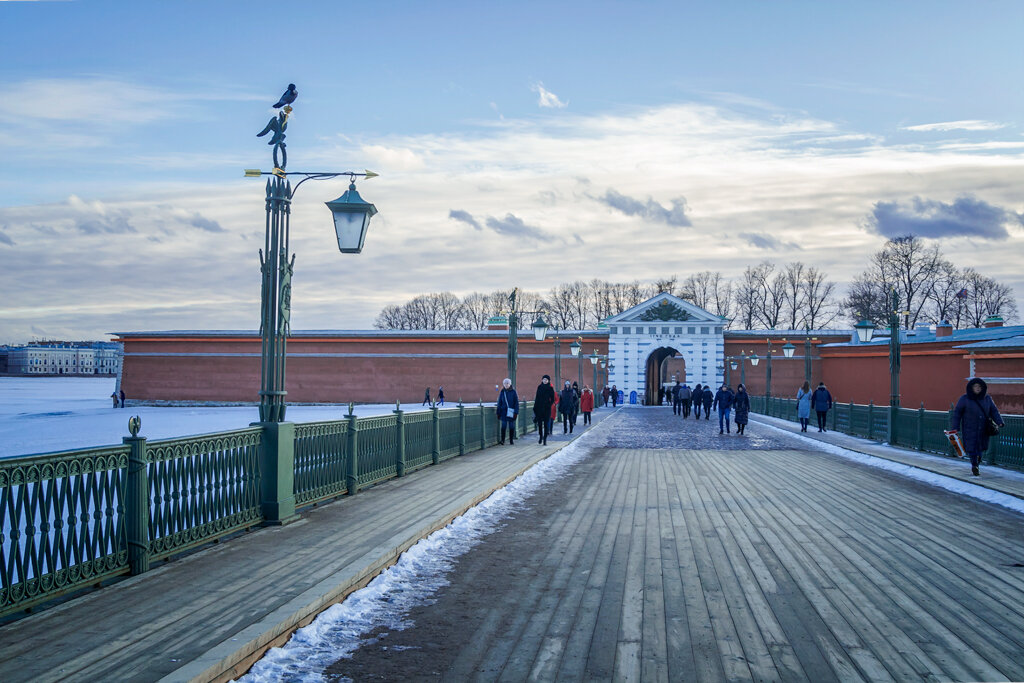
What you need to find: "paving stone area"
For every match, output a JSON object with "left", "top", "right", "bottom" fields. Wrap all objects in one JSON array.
[
  {"left": 600, "top": 405, "right": 795, "bottom": 450},
  {"left": 331, "top": 409, "right": 1024, "bottom": 682}
]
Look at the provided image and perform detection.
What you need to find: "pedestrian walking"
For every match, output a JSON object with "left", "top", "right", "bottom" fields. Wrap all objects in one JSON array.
[
  {"left": 733, "top": 384, "right": 751, "bottom": 434},
  {"left": 580, "top": 385, "right": 594, "bottom": 425},
  {"left": 691, "top": 384, "right": 703, "bottom": 420},
  {"left": 422, "top": 387, "right": 431, "bottom": 406},
  {"left": 571, "top": 382, "right": 581, "bottom": 428},
  {"left": 532, "top": 375, "right": 556, "bottom": 445},
  {"left": 437, "top": 386, "right": 445, "bottom": 406},
  {"left": 559, "top": 381, "right": 579, "bottom": 434},
  {"left": 796, "top": 381, "right": 812, "bottom": 432},
  {"left": 713, "top": 384, "right": 734, "bottom": 434},
  {"left": 119, "top": 389, "right": 126, "bottom": 408},
  {"left": 496, "top": 378, "right": 519, "bottom": 445},
  {"left": 611, "top": 385, "right": 618, "bottom": 407},
  {"left": 951, "top": 377, "right": 1005, "bottom": 477},
  {"left": 602, "top": 385, "right": 610, "bottom": 407},
  {"left": 680, "top": 383, "right": 692, "bottom": 418},
  {"left": 702, "top": 385, "right": 714, "bottom": 420},
  {"left": 111, "top": 391, "right": 119, "bottom": 408},
  {"left": 672, "top": 381, "right": 683, "bottom": 415},
  {"left": 811, "top": 382, "right": 833, "bottom": 432}
]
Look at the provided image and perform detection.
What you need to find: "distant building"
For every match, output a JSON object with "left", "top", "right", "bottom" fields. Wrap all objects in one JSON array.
[{"left": 5, "top": 341, "right": 122, "bottom": 376}]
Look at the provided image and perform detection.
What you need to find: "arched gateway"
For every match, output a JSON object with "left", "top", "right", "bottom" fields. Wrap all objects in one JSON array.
[{"left": 603, "top": 293, "right": 726, "bottom": 405}]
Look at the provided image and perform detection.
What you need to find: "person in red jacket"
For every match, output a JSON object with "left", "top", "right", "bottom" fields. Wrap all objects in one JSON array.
[{"left": 580, "top": 385, "right": 595, "bottom": 425}]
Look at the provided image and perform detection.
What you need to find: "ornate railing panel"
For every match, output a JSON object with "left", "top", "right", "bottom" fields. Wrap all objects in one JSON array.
[
  {"left": 438, "top": 411, "right": 462, "bottom": 460},
  {"left": 294, "top": 420, "right": 349, "bottom": 506},
  {"left": 147, "top": 428, "right": 262, "bottom": 561},
  {"left": 1, "top": 445, "right": 130, "bottom": 616},
  {"left": 356, "top": 415, "right": 398, "bottom": 487},
  {"left": 404, "top": 412, "right": 434, "bottom": 472}
]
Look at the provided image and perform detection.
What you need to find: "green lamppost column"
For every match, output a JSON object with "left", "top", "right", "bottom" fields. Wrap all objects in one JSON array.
[
  {"left": 765, "top": 344, "right": 773, "bottom": 400},
  {"left": 246, "top": 85, "right": 378, "bottom": 524},
  {"left": 571, "top": 337, "right": 582, "bottom": 387},
  {"left": 888, "top": 290, "right": 902, "bottom": 444},
  {"left": 804, "top": 326, "right": 813, "bottom": 383},
  {"left": 554, "top": 332, "right": 561, "bottom": 385},
  {"left": 506, "top": 288, "right": 519, "bottom": 389}
]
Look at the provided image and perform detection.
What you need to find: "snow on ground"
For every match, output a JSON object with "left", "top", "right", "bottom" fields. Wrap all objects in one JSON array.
[
  {"left": 237, "top": 411, "right": 612, "bottom": 683},
  {"left": 754, "top": 417, "right": 1024, "bottom": 516},
  {"left": 0, "top": 377, "right": 451, "bottom": 459}
]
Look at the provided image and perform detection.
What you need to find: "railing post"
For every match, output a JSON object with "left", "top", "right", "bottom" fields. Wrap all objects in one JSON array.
[
  {"left": 124, "top": 425, "right": 150, "bottom": 576},
  {"left": 478, "top": 400, "right": 485, "bottom": 450},
  {"left": 947, "top": 402, "right": 956, "bottom": 457},
  {"left": 847, "top": 401, "right": 853, "bottom": 434},
  {"left": 831, "top": 401, "right": 837, "bottom": 431},
  {"left": 394, "top": 401, "right": 406, "bottom": 477},
  {"left": 346, "top": 403, "right": 359, "bottom": 495},
  {"left": 917, "top": 402, "right": 925, "bottom": 451},
  {"left": 519, "top": 399, "right": 526, "bottom": 436},
  {"left": 867, "top": 401, "right": 874, "bottom": 440},
  {"left": 256, "top": 420, "right": 298, "bottom": 525},
  {"left": 431, "top": 401, "right": 440, "bottom": 465},
  {"left": 458, "top": 400, "right": 466, "bottom": 456}
]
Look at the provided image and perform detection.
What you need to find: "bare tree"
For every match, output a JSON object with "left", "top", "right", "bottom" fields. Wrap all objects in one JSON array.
[
  {"left": 733, "top": 267, "right": 760, "bottom": 330},
  {"left": 679, "top": 271, "right": 714, "bottom": 310},
  {"left": 802, "top": 266, "right": 839, "bottom": 328},
  {"left": 962, "top": 268, "right": 1019, "bottom": 327},
  {"left": 653, "top": 275, "right": 678, "bottom": 296},
  {"left": 374, "top": 304, "right": 410, "bottom": 330},
  {"left": 924, "top": 261, "right": 965, "bottom": 327},
  {"left": 782, "top": 262, "right": 808, "bottom": 329}
]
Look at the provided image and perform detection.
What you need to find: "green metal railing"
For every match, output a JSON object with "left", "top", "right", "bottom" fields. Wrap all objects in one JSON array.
[
  {"left": 750, "top": 396, "right": 1024, "bottom": 469},
  {"left": 1, "top": 401, "right": 537, "bottom": 617},
  {"left": 0, "top": 445, "right": 130, "bottom": 616}
]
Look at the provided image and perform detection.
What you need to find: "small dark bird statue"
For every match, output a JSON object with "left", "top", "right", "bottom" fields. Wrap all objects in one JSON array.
[{"left": 273, "top": 84, "right": 298, "bottom": 108}]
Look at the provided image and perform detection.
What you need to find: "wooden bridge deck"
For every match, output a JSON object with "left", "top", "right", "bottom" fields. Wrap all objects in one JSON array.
[{"left": 2, "top": 408, "right": 1023, "bottom": 682}]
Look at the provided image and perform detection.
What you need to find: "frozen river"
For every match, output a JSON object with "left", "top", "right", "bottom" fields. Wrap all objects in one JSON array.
[{"left": 0, "top": 377, "right": 442, "bottom": 458}]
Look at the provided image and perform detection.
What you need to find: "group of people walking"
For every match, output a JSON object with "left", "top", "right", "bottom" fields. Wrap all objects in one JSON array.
[
  {"left": 422, "top": 386, "right": 445, "bottom": 406},
  {"left": 665, "top": 381, "right": 751, "bottom": 434},
  {"left": 795, "top": 381, "right": 834, "bottom": 432},
  {"left": 496, "top": 376, "right": 601, "bottom": 446}
]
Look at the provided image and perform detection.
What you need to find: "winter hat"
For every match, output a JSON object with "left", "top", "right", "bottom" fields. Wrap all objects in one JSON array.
[{"left": 542, "top": 374, "right": 550, "bottom": 381}]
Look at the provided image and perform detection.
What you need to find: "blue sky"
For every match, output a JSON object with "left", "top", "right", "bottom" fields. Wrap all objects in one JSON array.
[{"left": 2, "top": 1, "right": 1023, "bottom": 342}]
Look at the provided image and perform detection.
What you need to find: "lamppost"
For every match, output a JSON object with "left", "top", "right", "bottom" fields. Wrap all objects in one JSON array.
[
  {"left": 765, "top": 341, "right": 774, "bottom": 399},
  {"left": 888, "top": 290, "right": 903, "bottom": 444},
  {"left": 588, "top": 349, "right": 605, "bottom": 404},
  {"left": 804, "top": 326, "right": 813, "bottom": 383},
  {"left": 507, "top": 302, "right": 553, "bottom": 389},
  {"left": 246, "top": 87, "right": 378, "bottom": 423},
  {"left": 571, "top": 337, "right": 582, "bottom": 386},
  {"left": 532, "top": 315, "right": 563, "bottom": 385}
]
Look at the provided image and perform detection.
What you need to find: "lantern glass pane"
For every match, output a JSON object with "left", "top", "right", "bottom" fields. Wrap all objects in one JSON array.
[{"left": 334, "top": 210, "right": 368, "bottom": 253}]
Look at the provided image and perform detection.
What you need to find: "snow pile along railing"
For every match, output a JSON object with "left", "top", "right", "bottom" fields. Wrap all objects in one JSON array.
[
  {"left": 750, "top": 396, "right": 1023, "bottom": 469},
  {"left": 0, "top": 401, "right": 536, "bottom": 618}
]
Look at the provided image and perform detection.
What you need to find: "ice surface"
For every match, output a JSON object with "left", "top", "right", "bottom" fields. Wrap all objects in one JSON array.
[
  {"left": 237, "top": 415, "right": 607, "bottom": 683},
  {"left": 0, "top": 377, "right": 462, "bottom": 458}
]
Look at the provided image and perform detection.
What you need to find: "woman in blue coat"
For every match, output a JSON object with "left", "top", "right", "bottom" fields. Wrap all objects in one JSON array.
[
  {"left": 951, "top": 377, "right": 1004, "bottom": 476},
  {"left": 796, "top": 381, "right": 812, "bottom": 432},
  {"left": 496, "top": 378, "right": 519, "bottom": 445}
]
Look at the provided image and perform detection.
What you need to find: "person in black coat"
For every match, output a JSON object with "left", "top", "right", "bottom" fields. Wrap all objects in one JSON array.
[
  {"left": 713, "top": 384, "right": 734, "bottom": 434},
  {"left": 672, "top": 381, "right": 683, "bottom": 415},
  {"left": 560, "top": 381, "right": 579, "bottom": 434},
  {"left": 951, "top": 377, "right": 1004, "bottom": 476},
  {"left": 733, "top": 384, "right": 751, "bottom": 434},
  {"left": 422, "top": 387, "right": 431, "bottom": 406},
  {"left": 496, "top": 378, "right": 519, "bottom": 445},
  {"left": 811, "top": 382, "right": 833, "bottom": 432},
  {"left": 692, "top": 384, "right": 703, "bottom": 420},
  {"left": 701, "top": 386, "right": 714, "bottom": 420},
  {"left": 533, "top": 375, "right": 556, "bottom": 445}
]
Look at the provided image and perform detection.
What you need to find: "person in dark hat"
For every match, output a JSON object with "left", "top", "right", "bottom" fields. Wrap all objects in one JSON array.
[
  {"left": 951, "top": 377, "right": 1004, "bottom": 476},
  {"left": 532, "top": 374, "right": 556, "bottom": 445}
]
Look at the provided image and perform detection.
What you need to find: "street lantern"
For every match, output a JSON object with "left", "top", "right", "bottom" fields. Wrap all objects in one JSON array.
[
  {"left": 749, "top": 353, "right": 760, "bottom": 366},
  {"left": 855, "top": 318, "right": 876, "bottom": 344},
  {"left": 326, "top": 182, "right": 378, "bottom": 253},
  {"left": 782, "top": 342, "right": 796, "bottom": 358},
  {"left": 730, "top": 359, "right": 738, "bottom": 370},
  {"left": 570, "top": 340, "right": 581, "bottom": 357},
  {"left": 589, "top": 349, "right": 600, "bottom": 365},
  {"left": 532, "top": 315, "right": 549, "bottom": 342}
]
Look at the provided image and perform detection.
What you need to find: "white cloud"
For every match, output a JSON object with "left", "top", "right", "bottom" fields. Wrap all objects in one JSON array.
[
  {"left": 531, "top": 82, "right": 567, "bottom": 109},
  {"left": 902, "top": 120, "right": 1007, "bottom": 132},
  {"left": 2, "top": 100, "right": 1024, "bottom": 342}
]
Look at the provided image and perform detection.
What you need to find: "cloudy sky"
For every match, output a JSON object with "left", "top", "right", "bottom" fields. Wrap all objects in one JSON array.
[{"left": 2, "top": 1, "right": 1023, "bottom": 343}]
